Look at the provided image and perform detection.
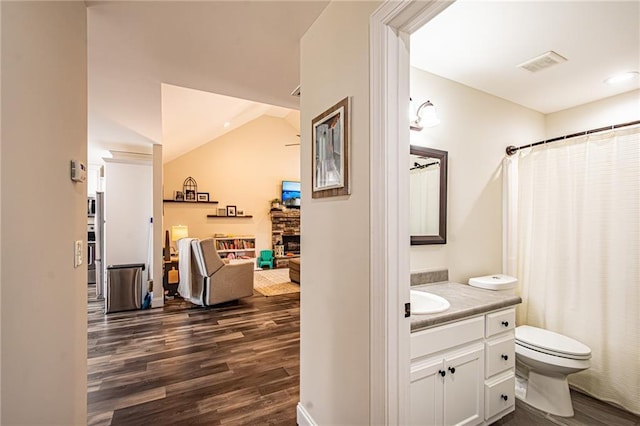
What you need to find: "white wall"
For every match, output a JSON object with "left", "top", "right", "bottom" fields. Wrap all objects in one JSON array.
[
  {"left": 152, "top": 145, "right": 163, "bottom": 307},
  {"left": 0, "top": 2, "right": 3, "bottom": 418},
  {"left": 163, "top": 115, "right": 300, "bottom": 253},
  {"left": 1, "top": 2, "right": 87, "bottom": 423},
  {"left": 409, "top": 68, "right": 545, "bottom": 282},
  {"left": 545, "top": 89, "right": 640, "bottom": 138},
  {"left": 299, "top": 1, "right": 379, "bottom": 424}
]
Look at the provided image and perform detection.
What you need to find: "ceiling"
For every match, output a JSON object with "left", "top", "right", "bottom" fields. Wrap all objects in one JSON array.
[
  {"left": 411, "top": 1, "right": 640, "bottom": 114},
  {"left": 88, "top": 1, "right": 639, "bottom": 164},
  {"left": 161, "top": 84, "right": 298, "bottom": 163},
  {"left": 87, "top": 1, "right": 328, "bottom": 164}
]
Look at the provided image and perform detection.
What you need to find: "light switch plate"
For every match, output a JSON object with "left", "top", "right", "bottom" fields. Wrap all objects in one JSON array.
[{"left": 75, "top": 240, "right": 83, "bottom": 267}]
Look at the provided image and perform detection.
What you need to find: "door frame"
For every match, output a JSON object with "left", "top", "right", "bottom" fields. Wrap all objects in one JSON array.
[{"left": 369, "top": 1, "right": 455, "bottom": 423}]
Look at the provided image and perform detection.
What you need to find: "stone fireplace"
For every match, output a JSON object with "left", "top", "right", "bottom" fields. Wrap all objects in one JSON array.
[
  {"left": 282, "top": 235, "right": 300, "bottom": 254},
  {"left": 270, "top": 209, "right": 300, "bottom": 267}
]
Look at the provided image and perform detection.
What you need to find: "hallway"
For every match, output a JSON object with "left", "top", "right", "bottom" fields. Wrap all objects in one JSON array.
[{"left": 87, "top": 287, "right": 300, "bottom": 425}]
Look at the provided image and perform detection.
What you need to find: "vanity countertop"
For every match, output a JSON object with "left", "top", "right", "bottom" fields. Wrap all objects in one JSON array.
[{"left": 411, "top": 282, "right": 521, "bottom": 332}]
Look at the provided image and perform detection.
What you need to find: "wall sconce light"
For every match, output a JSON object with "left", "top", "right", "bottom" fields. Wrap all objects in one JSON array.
[{"left": 410, "top": 100, "right": 440, "bottom": 131}]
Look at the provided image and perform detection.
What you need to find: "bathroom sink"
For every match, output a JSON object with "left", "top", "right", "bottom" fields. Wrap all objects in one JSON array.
[{"left": 410, "top": 290, "right": 450, "bottom": 314}]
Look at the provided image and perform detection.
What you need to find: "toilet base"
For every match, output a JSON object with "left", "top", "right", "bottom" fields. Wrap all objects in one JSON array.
[{"left": 521, "top": 370, "right": 574, "bottom": 417}]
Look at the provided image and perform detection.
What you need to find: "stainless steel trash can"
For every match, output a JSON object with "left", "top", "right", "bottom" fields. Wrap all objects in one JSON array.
[{"left": 105, "top": 263, "right": 145, "bottom": 313}]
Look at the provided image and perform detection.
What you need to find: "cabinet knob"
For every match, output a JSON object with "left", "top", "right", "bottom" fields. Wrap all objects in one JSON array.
[
  {"left": 501, "top": 394, "right": 509, "bottom": 401},
  {"left": 501, "top": 321, "right": 509, "bottom": 327},
  {"left": 448, "top": 366, "right": 456, "bottom": 374},
  {"left": 501, "top": 354, "right": 509, "bottom": 360},
  {"left": 439, "top": 370, "right": 446, "bottom": 377}
]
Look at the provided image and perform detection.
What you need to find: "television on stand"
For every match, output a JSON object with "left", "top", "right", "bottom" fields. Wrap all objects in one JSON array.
[{"left": 282, "top": 180, "right": 301, "bottom": 208}]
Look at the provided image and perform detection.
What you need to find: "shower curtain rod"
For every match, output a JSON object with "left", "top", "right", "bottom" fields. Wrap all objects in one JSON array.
[{"left": 505, "top": 119, "right": 640, "bottom": 156}]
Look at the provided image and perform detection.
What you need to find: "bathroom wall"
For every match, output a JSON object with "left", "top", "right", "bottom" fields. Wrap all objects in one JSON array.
[
  {"left": 545, "top": 89, "right": 640, "bottom": 137},
  {"left": 409, "top": 67, "right": 545, "bottom": 283}
]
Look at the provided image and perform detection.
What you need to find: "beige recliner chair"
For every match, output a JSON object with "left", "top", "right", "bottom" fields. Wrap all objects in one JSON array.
[{"left": 189, "top": 238, "right": 254, "bottom": 306}]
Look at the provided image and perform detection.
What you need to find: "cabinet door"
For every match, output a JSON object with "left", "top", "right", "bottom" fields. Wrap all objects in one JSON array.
[
  {"left": 410, "top": 358, "right": 444, "bottom": 426},
  {"left": 443, "top": 345, "right": 484, "bottom": 426}
]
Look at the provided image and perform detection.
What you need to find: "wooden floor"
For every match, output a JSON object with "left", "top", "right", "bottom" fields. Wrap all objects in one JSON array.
[
  {"left": 87, "top": 286, "right": 300, "bottom": 425},
  {"left": 496, "top": 391, "right": 640, "bottom": 426},
  {"left": 88, "top": 285, "right": 639, "bottom": 426}
]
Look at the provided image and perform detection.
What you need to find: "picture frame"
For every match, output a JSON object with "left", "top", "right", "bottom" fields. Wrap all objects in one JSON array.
[
  {"left": 185, "top": 189, "right": 196, "bottom": 202},
  {"left": 197, "top": 192, "right": 209, "bottom": 202},
  {"left": 312, "top": 96, "right": 351, "bottom": 199},
  {"left": 217, "top": 208, "right": 226, "bottom": 217},
  {"left": 174, "top": 190, "right": 185, "bottom": 201},
  {"left": 226, "top": 205, "right": 237, "bottom": 217}
]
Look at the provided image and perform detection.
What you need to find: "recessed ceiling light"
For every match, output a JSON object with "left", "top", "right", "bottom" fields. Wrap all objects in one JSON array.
[
  {"left": 604, "top": 71, "right": 639, "bottom": 85},
  {"left": 223, "top": 122, "right": 231, "bottom": 128}
]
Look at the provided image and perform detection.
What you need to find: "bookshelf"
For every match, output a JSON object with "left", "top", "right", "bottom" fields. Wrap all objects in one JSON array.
[{"left": 214, "top": 235, "right": 256, "bottom": 259}]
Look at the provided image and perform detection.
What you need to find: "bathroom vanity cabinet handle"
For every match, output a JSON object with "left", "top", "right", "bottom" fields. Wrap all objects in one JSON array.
[
  {"left": 448, "top": 367, "right": 456, "bottom": 374},
  {"left": 501, "top": 321, "right": 509, "bottom": 327},
  {"left": 438, "top": 370, "right": 446, "bottom": 377},
  {"left": 501, "top": 354, "right": 509, "bottom": 360},
  {"left": 501, "top": 394, "right": 509, "bottom": 401}
]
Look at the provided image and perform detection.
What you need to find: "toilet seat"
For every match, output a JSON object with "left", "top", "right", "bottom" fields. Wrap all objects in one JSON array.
[{"left": 516, "top": 325, "right": 591, "bottom": 360}]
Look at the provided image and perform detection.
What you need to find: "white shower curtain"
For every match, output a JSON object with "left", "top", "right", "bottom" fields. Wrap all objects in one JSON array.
[
  {"left": 410, "top": 166, "right": 440, "bottom": 235},
  {"left": 504, "top": 125, "right": 640, "bottom": 415}
]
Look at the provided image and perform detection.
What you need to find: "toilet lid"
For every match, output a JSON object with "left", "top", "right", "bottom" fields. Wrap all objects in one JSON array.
[{"left": 516, "top": 325, "right": 591, "bottom": 359}]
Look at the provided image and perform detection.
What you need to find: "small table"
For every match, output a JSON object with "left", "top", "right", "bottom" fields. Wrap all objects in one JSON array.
[{"left": 163, "top": 258, "right": 179, "bottom": 297}]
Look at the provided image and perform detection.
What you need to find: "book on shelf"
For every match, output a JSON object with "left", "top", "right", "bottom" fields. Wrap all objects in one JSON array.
[{"left": 214, "top": 238, "right": 256, "bottom": 251}]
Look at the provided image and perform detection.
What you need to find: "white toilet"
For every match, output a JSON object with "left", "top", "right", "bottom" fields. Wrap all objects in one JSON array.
[
  {"left": 515, "top": 325, "right": 591, "bottom": 417},
  {"left": 468, "top": 274, "right": 592, "bottom": 418}
]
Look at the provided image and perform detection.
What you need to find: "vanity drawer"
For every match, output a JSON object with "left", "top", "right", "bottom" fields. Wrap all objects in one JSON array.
[
  {"left": 485, "top": 372, "right": 515, "bottom": 420},
  {"left": 412, "top": 316, "right": 484, "bottom": 359},
  {"left": 485, "top": 308, "right": 515, "bottom": 338},
  {"left": 485, "top": 334, "right": 515, "bottom": 378}
]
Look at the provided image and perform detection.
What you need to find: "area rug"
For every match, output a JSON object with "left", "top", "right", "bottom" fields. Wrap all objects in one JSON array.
[{"left": 253, "top": 268, "right": 300, "bottom": 296}]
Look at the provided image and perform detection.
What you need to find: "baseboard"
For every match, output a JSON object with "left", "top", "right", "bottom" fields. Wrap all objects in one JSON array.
[
  {"left": 151, "top": 296, "right": 164, "bottom": 308},
  {"left": 296, "top": 402, "right": 317, "bottom": 426}
]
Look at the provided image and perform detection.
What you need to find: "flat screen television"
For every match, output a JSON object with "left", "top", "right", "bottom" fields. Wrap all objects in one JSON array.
[{"left": 282, "top": 180, "right": 301, "bottom": 207}]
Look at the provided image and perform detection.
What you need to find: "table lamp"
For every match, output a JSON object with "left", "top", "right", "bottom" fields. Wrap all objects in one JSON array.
[{"left": 171, "top": 225, "right": 189, "bottom": 254}]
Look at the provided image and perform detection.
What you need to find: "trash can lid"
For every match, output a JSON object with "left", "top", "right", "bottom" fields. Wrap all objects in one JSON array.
[{"left": 106, "top": 263, "right": 146, "bottom": 270}]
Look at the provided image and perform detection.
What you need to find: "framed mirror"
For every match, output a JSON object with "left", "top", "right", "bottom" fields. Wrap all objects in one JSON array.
[{"left": 410, "top": 145, "right": 448, "bottom": 245}]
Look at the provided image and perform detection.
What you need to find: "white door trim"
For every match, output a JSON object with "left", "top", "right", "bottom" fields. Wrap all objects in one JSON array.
[{"left": 369, "top": 1, "right": 455, "bottom": 424}]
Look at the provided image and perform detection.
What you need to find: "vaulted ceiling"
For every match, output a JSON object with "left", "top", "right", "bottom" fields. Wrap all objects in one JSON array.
[{"left": 87, "top": 1, "right": 328, "bottom": 163}]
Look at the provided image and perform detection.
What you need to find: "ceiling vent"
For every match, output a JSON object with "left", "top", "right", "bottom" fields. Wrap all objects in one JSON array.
[{"left": 517, "top": 51, "right": 567, "bottom": 73}]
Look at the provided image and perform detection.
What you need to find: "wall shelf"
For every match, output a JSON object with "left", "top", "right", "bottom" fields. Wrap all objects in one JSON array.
[
  {"left": 163, "top": 199, "right": 219, "bottom": 204},
  {"left": 206, "top": 215, "right": 253, "bottom": 219}
]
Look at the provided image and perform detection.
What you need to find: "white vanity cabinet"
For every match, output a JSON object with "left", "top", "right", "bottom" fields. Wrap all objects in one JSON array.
[
  {"left": 411, "top": 307, "right": 517, "bottom": 425},
  {"left": 483, "top": 308, "right": 516, "bottom": 424},
  {"left": 411, "top": 316, "right": 485, "bottom": 426}
]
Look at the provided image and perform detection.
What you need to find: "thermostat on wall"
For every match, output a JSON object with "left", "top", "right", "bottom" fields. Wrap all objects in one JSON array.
[{"left": 70, "top": 159, "right": 86, "bottom": 183}]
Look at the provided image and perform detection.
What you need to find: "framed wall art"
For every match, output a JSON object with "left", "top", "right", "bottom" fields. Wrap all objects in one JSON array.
[{"left": 312, "top": 96, "right": 351, "bottom": 198}]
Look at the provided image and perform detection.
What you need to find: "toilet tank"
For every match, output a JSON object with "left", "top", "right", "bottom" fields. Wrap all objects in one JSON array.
[{"left": 468, "top": 274, "right": 518, "bottom": 291}]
